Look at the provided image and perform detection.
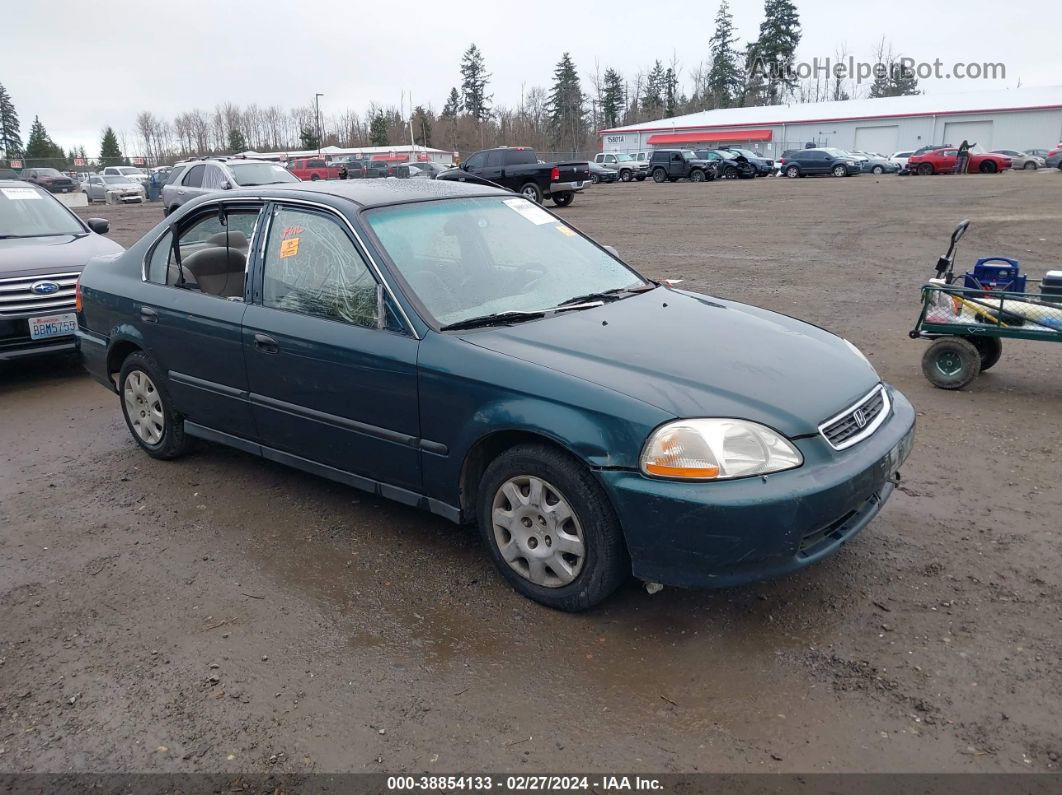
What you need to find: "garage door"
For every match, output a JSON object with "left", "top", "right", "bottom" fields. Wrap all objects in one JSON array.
[
  {"left": 854, "top": 125, "right": 899, "bottom": 155},
  {"left": 942, "top": 121, "right": 994, "bottom": 151}
]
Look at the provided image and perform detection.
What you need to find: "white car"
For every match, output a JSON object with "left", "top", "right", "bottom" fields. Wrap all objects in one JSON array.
[
  {"left": 102, "top": 166, "right": 150, "bottom": 188},
  {"left": 889, "top": 151, "right": 914, "bottom": 169},
  {"left": 84, "top": 174, "right": 145, "bottom": 204}
]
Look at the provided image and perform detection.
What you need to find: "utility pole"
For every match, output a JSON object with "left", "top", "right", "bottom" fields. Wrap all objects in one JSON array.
[{"left": 314, "top": 93, "right": 324, "bottom": 155}]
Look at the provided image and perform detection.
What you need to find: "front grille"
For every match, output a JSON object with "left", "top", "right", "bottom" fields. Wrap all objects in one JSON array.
[
  {"left": 819, "top": 385, "right": 889, "bottom": 450},
  {"left": 0, "top": 272, "right": 80, "bottom": 317}
]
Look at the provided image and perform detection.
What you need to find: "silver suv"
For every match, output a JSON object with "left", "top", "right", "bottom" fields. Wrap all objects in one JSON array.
[
  {"left": 161, "top": 157, "right": 299, "bottom": 215},
  {"left": 593, "top": 152, "right": 649, "bottom": 182}
]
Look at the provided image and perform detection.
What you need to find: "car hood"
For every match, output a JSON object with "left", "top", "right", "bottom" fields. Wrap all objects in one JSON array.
[
  {"left": 458, "top": 288, "right": 880, "bottom": 437},
  {"left": 0, "top": 233, "right": 125, "bottom": 279}
]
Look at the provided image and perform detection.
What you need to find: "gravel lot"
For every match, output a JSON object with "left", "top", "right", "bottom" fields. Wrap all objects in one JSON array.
[{"left": 2, "top": 171, "right": 1060, "bottom": 774}]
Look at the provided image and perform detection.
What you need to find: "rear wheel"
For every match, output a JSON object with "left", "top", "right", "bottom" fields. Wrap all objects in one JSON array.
[
  {"left": 979, "top": 160, "right": 998, "bottom": 174},
  {"left": 519, "top": 182, "right": 543, "bottom": 203},
  {"left": 922, "top": 336, "right": 980, "bottom": 390},
  {"left": 652, "top": 168, "right": 667, "bottom": 183},
  {"left": 552, "top": 192, "right": 574, "bottom": 207},
  {"left": 310, "top": 174, "right": 320, "bottom": 181},
  {"left": 477, "top": 444, "right": 629, "bottom": 611},
  {"left": 1024, "top": 161, "right": 1037, "bottom": 170},
  {"left": 118, "top": 352, "right": 190, "bottom": 459},
  {"left": 785, "top": 165, "right": 800, "bottom": 178},
  {"left": 918, "top": 163, "right": 935, "bottom": 176},
  {"left": 969, "top": 336, "right": 1003, "bottom": 371}
]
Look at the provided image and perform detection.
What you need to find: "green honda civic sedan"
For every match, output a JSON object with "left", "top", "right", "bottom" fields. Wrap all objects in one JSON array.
[{"left": 76, "top": 179, "right": 915, "bottom": 611}]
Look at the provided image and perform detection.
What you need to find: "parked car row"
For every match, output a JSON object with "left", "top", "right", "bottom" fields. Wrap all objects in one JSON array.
[{"left": 437, "top": 146, "right": 591, "bottom": 207}]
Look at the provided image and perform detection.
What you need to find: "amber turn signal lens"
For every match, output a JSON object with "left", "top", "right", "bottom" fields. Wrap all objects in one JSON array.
[
  {"left": 644, "top": 463, "right": 720, "bottom": 479},
  {"left": 75, "top": 278, "right": 82, "bottom": 313}
]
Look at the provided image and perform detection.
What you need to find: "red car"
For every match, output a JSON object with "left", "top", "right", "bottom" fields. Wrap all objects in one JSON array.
[
  {"left": 287, "top": 157, "right": 342, "bottom": 181},
  {"left": 907, "top": 147, "right": 1012, "bottom": 175}
]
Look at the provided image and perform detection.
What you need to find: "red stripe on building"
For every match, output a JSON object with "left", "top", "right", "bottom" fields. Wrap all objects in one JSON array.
[{"left": 646, "top": 130, "right": 773, "bottom": 145}]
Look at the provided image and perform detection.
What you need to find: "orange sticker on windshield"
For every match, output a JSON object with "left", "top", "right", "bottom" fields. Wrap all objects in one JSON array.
[
  {"left": 555, "top": 224, "right": 575, "bottom": 237},
  {"left": 279, "top": 238, "right": 300, "bottom": 258}
]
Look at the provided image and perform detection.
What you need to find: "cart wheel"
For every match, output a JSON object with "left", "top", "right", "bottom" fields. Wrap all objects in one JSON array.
[
  {"left": 968, "top": 336, "right": 1002, "bottom": 371},
  {"left": 922, "top": 337, "right": 980, "bottom": 390}
]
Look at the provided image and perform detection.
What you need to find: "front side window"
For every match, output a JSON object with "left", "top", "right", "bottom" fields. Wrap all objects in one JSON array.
[
  {"left": 365, "top": 197, "right": 646, "bottom": 327},
  {"left": 262, "top": 207, "right": 379, "bottom": 329}
]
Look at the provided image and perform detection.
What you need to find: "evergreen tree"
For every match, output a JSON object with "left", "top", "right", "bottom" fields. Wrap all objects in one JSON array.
[
  {"left": 0, "top": 82, "right": 22, "bottom": 159},
  {"left": 601, "top": 68, "right": 625, "bottom": 128},
  {"left": 441, "top": 87, "right": 461, "bottom": 119},
  {"left": 227, "top": 127, "right": 247, "bottom": 153},
  {"left": 298, "top": 124, "right": 320, "bottom": 150},
  {"left": 369, "top": 112, "right": 389, "bottom": 146},
  {"left": 642, "top": 61, "right": 666, "bottom": 117},
  {"left": 100, "top": 126, "right": 124, "bottom": 165},
  {"left": 751, "top": 0, "right": 801, "bottom": 104},
  {"left": 706, "top": 1, "right": 742, "bottom": 108},
  {"left": 460, "top": 44, "right": 492, "bottom": 122},
  {"left": 891, "top": 61, "right": 920, "bottom": 96},
  {"left": 664, "top": 68, "right": 679, "bottom": 117},
  {"left": 25, "top": 116, "right": 63, "bottom": 163},
  {"left": 547, "top": 52, "right": 587, "bottom": 154},
  {"left": 740, "top": 44, "right": 768, "bottom": 106},
  {"left": 411, "top": 105, "right": 433, "bottom": 146}
]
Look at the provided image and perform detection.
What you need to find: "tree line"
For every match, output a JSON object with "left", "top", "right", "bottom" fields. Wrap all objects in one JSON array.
[{"left": 0, "top": 0, "right": 923, "bottom": 168}]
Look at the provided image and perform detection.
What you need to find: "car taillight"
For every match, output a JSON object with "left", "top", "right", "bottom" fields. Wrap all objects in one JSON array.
[
  {"left": 75, "top": 277, "right": 82, "bottom": 313},
  {"left": 550, "top": 166, "right": 560, "bottom": 182}
]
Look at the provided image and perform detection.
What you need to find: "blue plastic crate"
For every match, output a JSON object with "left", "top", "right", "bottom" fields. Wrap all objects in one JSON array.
[{"left": 963, "top": 257, "right": 1027, "bottom": 293}]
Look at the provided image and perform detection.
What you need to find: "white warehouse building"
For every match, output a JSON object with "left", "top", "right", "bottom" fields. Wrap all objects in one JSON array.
[{"left": 598, "top": 85, "right": 1062, "bottom": 158}]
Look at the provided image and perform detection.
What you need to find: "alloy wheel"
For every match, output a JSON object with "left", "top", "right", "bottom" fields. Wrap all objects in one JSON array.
[
  {"left": 123, "top": 370, "right": 165, "bottom": 445},
  {"left": 491, "top": 475, "right": 585, "bottom": 588}
]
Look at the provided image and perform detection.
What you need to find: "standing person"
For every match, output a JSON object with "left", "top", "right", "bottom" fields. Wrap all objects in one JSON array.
[{"left": 956, "top": 140, "right": 975, "bottom": 175}]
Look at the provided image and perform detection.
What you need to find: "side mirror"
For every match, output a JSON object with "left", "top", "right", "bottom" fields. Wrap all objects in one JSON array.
[
  {"left": 86, "top": 218, "right": 110, "bottom": 234},
  {"left": 220, "top": 181, "right": 232, "bottom": 190}
]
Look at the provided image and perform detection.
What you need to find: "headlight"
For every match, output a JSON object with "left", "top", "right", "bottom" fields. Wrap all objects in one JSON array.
[{"left": 641, "top": 419, "right": 803, "bottom": 481}]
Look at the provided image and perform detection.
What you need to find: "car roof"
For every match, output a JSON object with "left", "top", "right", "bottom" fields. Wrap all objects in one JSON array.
[{"left": 220, "top": 177, "right": 510, "bottom": 209}]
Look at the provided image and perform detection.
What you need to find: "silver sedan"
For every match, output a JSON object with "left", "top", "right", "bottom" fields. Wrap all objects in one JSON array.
[{"left": 84, "top": 174, "right": 145, "bottom": 204}]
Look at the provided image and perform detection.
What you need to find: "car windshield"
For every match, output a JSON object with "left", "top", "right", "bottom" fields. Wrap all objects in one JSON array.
[
  {"left": 35, "top": 168, "right": 62, "bottom": 177},
  {"left": 229, "top": 163, "right": 299, "bottom": 186},
  {"left": 102, "top": 175, "right": 133, "bottom": 184},
  {"left": 0, "top": 186, "right": 85, "bottom": 237},
  {"left": 366, "top": 196, "right": 648, "bottom": 327},
  {"left": 682, "top": 150, "right": 697, "bottom": 160},
  {"left": 614, "top": 154, "right": 634, "bottom": 162},
  {"left": 117, "top": 167, "right": 145, "bottom": 176}
]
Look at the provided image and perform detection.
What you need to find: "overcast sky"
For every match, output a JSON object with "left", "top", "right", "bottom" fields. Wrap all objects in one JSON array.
[{"left": 6, "top": 0, "right": 1059, "bottom": 155}]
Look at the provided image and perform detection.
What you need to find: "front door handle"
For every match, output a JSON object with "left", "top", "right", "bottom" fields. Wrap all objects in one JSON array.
[
  {"left": 253, "top": 333, "right": 279, "bottom": 354},
  {"left": 140, "top": 306, "right": 158, "bottom": 323}
]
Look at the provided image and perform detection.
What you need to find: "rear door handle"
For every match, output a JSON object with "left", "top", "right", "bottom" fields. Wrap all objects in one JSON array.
[
  {"left": 140, "top": 306, "right": 158, "bottom": 323},
  {"left": 253, "top": 333, "right": 279, "bottom": 354}
]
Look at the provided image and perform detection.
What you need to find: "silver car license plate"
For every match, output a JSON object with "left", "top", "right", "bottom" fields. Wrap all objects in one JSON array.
[{"left": 28, "top": 312, "right": 77, "bottom": 340}]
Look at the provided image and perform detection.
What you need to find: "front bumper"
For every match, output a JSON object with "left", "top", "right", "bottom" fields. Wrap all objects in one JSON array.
[{"left": 597, "top": 385, "right": 916, "bottom": 588}]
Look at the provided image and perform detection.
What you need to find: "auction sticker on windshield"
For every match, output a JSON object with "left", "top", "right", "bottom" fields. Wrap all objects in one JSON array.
[
  {"left": 29, "top": 313, "right": 77, "bottom": 340},
  {"left": 1, "top": 187, "right": 42, "bottom": 200},
  {"left": 503, "top": 197, "right": 554, "bottom": 225}
]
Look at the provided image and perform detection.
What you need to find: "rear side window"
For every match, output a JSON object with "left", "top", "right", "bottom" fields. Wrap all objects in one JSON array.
[
  {"left": 484, "top": 150, "right": 504, "bottom": 167},
  {"left": 502, "top": 149, "right": 537, "bottom": 166},
  {"left": 262, "top": 207, "right": 379, "bottom": 328},
  {"left": 308, "top": 159, "right": 325, "bottom": 168},
  {"left": 182, "top": 165, "right": 205, "bottom": 187}
]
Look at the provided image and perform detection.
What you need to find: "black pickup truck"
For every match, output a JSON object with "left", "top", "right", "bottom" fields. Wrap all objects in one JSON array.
[{"left": 438, "top": 147, "right": 591, "bottom": 207}]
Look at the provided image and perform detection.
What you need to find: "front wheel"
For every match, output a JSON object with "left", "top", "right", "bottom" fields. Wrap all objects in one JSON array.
[
  {"left": 519, "top": 182, "right": 543, "bottom": 203},
  {"left": 1024, "top": 161, "right": 1037, "bottom": 170},
  {"left": 917, "top": 163, "right": 934, "bottom": 175},
  {"left": 118, "top": 352, "right": 191, "bottom": 459},
  {"left": 832, "top": 164, "right": 847, "bottom": 177},
  {"left": 689, "top": 168, "right": 705, "bottom": 182},
  {"left": 922, "top": 336, "right": 980, "bottom": 390},
  {"left": 552, "top": 192, "right": 574, "bottom": 207},
  {"left": 618, "top": 169, "right": 631, "bottom": 182},
  {"left": 591, "top": 174, "right": 600, "bottom": 184},
  {"left": 872, "top": 165, "right": 884, "bottom": 175},
  {"left": 477, "top": 444, "right": 629, "bottom": 611},
  {"left": 652, "top": 168, "right": 667, "bottom": 183}
]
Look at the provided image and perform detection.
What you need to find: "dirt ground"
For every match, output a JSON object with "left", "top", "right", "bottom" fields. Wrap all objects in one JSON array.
[{"left": 2, "top": 171, "right": 1061, "bottom": 775}]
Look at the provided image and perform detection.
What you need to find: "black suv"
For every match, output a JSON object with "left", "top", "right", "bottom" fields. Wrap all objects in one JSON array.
[
  {"left": 648, "top": 150, "right": 715, "bottom": 183},
  {"left": 718, "top": 147, "right": 774, "bottom": 176},
  {"left": 778, "top": 148, "right": 860, "bottom": 178},
  {"left": 693, "top": 150, "right": 757, "bottom": 180}
]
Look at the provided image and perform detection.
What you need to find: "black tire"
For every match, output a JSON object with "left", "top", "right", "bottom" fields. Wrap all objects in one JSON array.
[
  {"left": 721, "top": 166, "right": 738, "bottom": 180},
  {"left": 477, "top": 444, "right": 629, "bottom": 611},
  {"left": 979, "top": 160, "right": 998, "bottom": 174},
  {"left": 618, "top": 169, "right": 632, "bottom": 182},
  {"left": 921, "top": 337, "right": 981, "bottom": 390},
  {"left": 652, "top": 168, "right": 667, "bottom": 183},
  {"left": 591, "top": 174, "right": 600, "bottom": 184},
  {"left": 872, "top": 165, "right": 884, "bottom": 175},
  {"left": 552, "top": 191, "right": 574, "bottom": 207},
  {"left": 785, "top": 165, "right": 800, "bottom": 178},
  {"left": 519, "top": 182, "right": 543, "bottom": 203},
  {"left": 832, "top": 164, "right": 847, "bottom": 177},
  {"left": 689, "top": 168, "right": 706, "bottom": 182},
  {"left": 918, "top": 163, "right": 934, "bottom": 176},
  {"left": 118, "top": 351, "right": 190, "bottom": 459},
  {"left": 310, "top": 174, "right": 320, "bottom": 181},
  {"left": 1023, "top": 161, "right": 1037, "bottom": 170},
  {"left": 969, "top": 336, "right": 1002, "bottom": 371},
  {"left": 636, "top": 174, "right": 646, "bottom": 181}
]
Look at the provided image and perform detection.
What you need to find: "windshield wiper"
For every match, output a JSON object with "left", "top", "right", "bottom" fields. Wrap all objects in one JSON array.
[
  {"left": 557, "top": 284, "right": 655, "bottom": 307},
  {"left": 440, "top": 310, "right": 547, "bottom": 331}
]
